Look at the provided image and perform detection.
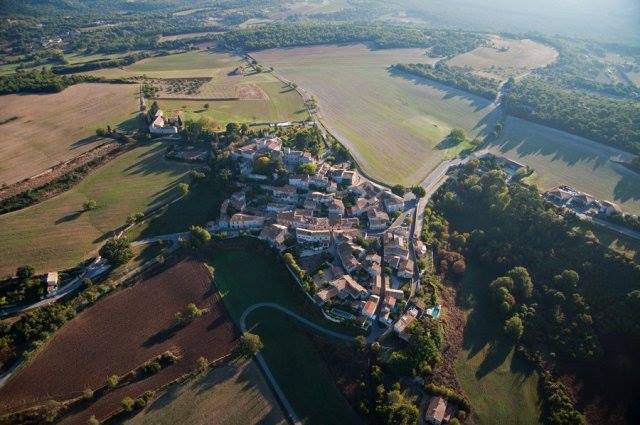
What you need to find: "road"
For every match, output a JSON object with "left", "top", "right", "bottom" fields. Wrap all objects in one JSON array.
[
  {"left": 239, "top": 303, "right": 357, "bottom": 425},
  {"left": 577, "top": 213, "right": 640, "bottom": 241}
]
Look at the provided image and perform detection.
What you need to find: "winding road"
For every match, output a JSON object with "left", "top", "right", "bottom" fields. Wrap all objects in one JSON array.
[{"left": 239, "top": 303, "right": 356, "bottom": 425}]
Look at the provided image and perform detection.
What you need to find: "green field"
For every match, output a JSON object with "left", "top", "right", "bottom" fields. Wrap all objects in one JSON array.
[
  {"left": 487, "top": 116, "right": 640, "bottom": 215},
  {"left": 454, "top": 264, "right": 541, "bottom": 424},
  {"left": 124, "top": 360, "right": 286, "bottom": 425},
  {"left": 0, "top": 142, "right": 195, "bottom": 276},
  {"left": 253, "top": 44, "right": 499, "bottom": 185},
  {"left": 208, "top": 247, "right": 362, "bottom": 425}
]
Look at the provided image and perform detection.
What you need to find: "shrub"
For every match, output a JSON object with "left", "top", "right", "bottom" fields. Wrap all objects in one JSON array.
[
  {"left": 83, "top": 199, "right": 97, "bottom": 211},
  {"left": 235, "top": 332, "right": 263, "bottom": 357},
  {"left": 121, "top": 396, "right": 135, "bottom": 412},
  {"left": 106, "top": 374, "right": 119, "bottom": 388}
]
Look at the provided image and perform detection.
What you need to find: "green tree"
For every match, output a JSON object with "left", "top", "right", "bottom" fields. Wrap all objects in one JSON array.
[
  {"left": 83, "top": 199, "right": 97, "bottom": 211},
  {"left": 188, "top": 225, "right": 211, "bottom": 249},
  {"left": 298, "top": 162, "right": 317, "bottom": 174},
  {"left": 178, "top": 182, "right": 190, "bottom": 196},
  {"left": 504, "top": 315, "right": 524, "bottom": 340},
  {"left": 384, "top": 389, "right": 419, "bottom": 425},
  {"left": 411, "top": 186, "right": 426, "bottom": 198},
  {"left": 447, "top": 128, "right": 467, "bottom": 145},
  {"left": 391, "top": 184, "right": 406, "bottom": 197},
  {"left": 87, "top": 415, "right": 100, "bottom": 425},
  {"left": 235, "top": 332, "right": 263, "bottom": 357},
  {"left": 121, "top": 396, "right": 135, "bottom": 412},
  {"left": 253, "top": 155, "right": 272, "bottom": 174},
  {"left": 507, "top": 266, "right": 533, "bottom": 299},
  {"left": 99, "top": 237, "right": 134, "bottom": 266},
  {"left": 16, "top": 265, "right": 35, "bottom": 281},
  {"left": 106, "top": 374, "right": 119, "bottom": 388},
  {"left": 175, "top": 303, "right": 206, "bottom": 326},
  {"left": 95, "top": 127, "right": 107, "bottom": 137}
]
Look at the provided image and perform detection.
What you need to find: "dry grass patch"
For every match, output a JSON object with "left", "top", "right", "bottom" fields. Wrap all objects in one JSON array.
[
  {"left": 124, "top": 360, "right": 286, "bottom": 425},
  {"left": 446, "top": 36, "right": 558, "bottom": 80},
  {"left": 0, "top": 83, "right": 139, "bottom": 185}
]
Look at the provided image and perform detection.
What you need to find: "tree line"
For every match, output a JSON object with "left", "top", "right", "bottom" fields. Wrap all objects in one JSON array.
[{"left": 0, "top": 68, "right": 104, "bottom": 94}]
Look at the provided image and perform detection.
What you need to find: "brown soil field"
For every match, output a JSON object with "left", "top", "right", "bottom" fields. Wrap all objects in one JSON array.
[
  {"left": 236, "top": 83, "right": 269, "bottom": 100},
  {"left": 0, "top": 259, "right": 238, "bottom": 424},
  {"left": 446, "top": 36, "right": 558, "bottom": 80},
  {"left": 0, "top": 83, "right": 139, "bottom": 186}
]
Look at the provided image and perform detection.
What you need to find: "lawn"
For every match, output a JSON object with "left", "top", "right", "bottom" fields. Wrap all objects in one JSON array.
[
  {"left": 454, "top": 263, "right": 541, "bottom": 424},
  {"left": 0, "top": 142, "right": 196, "bottom": 276},
  {"left": 124, "top": 360, "right": 286, "bottom": 425},
  {"left": 0, "top": 83, "right": 139, "bottom": 185},
  {"left": 487, "top": 116, "right": 640, "bottom": 215},
  {"left": 208, "top": 246, "right": 362, "bottom": 425},
  {"left": 252, "top": 44, "right": 499, "bottom": 185}
]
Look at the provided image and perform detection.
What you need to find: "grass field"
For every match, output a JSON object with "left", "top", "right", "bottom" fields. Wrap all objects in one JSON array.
[
  {"left": 253, "top": 44, "right": 499, "bottom": 185},
  {"left": 0, "top": 142, "right": 196, "bottom": 276},
  {"left": 0, "top": 259, "right": 237, "bottom": 424},
  {"left": 84, "top": 51, "right": 308, "bottom": 126},
  {"left": 0, "top": 83, "right": 139, "bottom": 185},
  {"left": 454, "top": 264, "right": 541, "bottom": 424},
  {"left": 123, "top": 360, "right": 286, "bottom": 425},
  {"left": 446, "top": 36, "right": 557, "bottom": 80},
  {"left": 487, "top": 116, "right": 640, "bottom": 215},
  {"left": 209, "top": 246, "right": 362, "bottom": 425}
]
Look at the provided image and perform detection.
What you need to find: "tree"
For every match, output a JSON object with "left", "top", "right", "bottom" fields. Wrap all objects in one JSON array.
[
  {"left": 235, "top": 332, "right": 263, "bottom": 357},
  {"left": 184, "top": 117, "right": 217, "bottom": 143},
  {"left": 106, "top": 374, "right": 119, "bottom": 388},
  {"left": 187, "top": 225, "right": 211, "bottom": 249},
  {"left": 384, "top": 389, "right": 419, "bottom": 425},
  {"left": 447, "top": 128, "right": 467, "bottom": 145},
  {"left": 178, "top": 183, "right": 190, "bottom": 196},
  {"left": 411, "top": 186, "right": 426, "bottom": 198},
  {"left": 355, "top": 335, "right": 367, "bottom": 352},
  {"left": 226, "top": 122, "right": 240, "bottom": 134},
  {"left": 504, "top": 315, "right": 524, "bottom": 340},
  {"left": 203, "top": 103, "right": 209, "bottom": 109},
  {"left": 83, "top": 199, "right": 97, "bottom": 211},
  {"left": 99, "top": 237, "right": 134, "bottom": 266},
  {"left": 196, "top": 356, "right": 209, "bottom": 372},
  {"left": 452, "top": 259, "right": 466, "bottom": 275},
  {"left": 298, "top": 162, "right": 317, "bottom": 174},
  {"left": 175, "top": 303, "right": 206, "bottom": 326},
  {"left": 121, "top": 396, "right": 135, "bottom": 412},
  {"left": 391, "top": 184, "right": 406, "bottom": 197},
  {"left": 16, "top": 265, "right": 35, "bottom": 281},
  {"left": 95, "top": 127, "right": 107, "bottom": 137},
  {"left": 253, "top": 155, "right": 272, "bottom": 174},
  {"left": 507, "top": 266, "right": 533, "bottom": 299},
  {"left": 87, "top": 415, "right": 100, "bottom": 425}
]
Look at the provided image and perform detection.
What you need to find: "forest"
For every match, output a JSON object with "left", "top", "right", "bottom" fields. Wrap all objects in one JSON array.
[
  {"left": 392, "top": 63, "right": 499, "bottom": 100},
  {"left": 431, "top": 161, "right": 640, "bottom": 422},
  {"left": 503, "top": 77, "right": 640, "bottom": 154},
  {"left": 219, "top": 23, "right": 487, "bottom": 56},
  {"left": 0, "top": 69, "right": 107, "bottom": 94}
]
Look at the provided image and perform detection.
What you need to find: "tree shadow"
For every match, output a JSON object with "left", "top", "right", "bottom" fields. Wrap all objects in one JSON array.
[
  {"left": 55, "top": 210, "right": 82, "bottom": 224},
  {"left": 70, "top": 135, "right": 101, "bottom": 149},
  {"left": 142, "top": 323, "right": 182, "bottom": 348},
  {"left": 435, "top": 137, "right": 461, "bottom": 150}
]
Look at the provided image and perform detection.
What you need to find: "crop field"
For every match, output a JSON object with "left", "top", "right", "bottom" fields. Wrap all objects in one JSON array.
[
  {"left": 124, "top": 360, "right": 286, "bottom": 425},
  {"left": 0, "top": 259, "right": 238, "bottom": 424},
  {"left": 455, "top": 264, "right": 541, "bottom": 424},
  {"left": 0, "top": 83, "right": 139, "bottom": 185},
  {"left": 85, "top": 51, "right": 308, "bottom": 126},
  {"left": 209, "top": 245, "right": 361, "bottom": 424},
  {"left": 157, "top": 31, "right": 220, "bottom": 42},
  {"left": 486, "top": 117, "right": 640, "bottom": 215},
  {"left": 0, "top": 142, "right": 196, "bottom": 276},
  {"left": 446, "top": 36, "right": 558, "bottom": 80},
  {"left": 253, "top": 44, "right": 499, "bottom": 185}
]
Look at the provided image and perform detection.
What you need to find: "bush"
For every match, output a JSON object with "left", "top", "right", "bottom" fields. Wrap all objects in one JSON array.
[
  {"left": 504, "top": 315, "right": 524, "bottom": 340},
  {"left": 106, "top": 374, "right": 119, "bottom": 388},
  {"left": 121, "top": 396, "right": 135, "bottom": 412},
  {"left": 83, "top": 199, "right": 98, "bottom": 211},
  {"left": 235, "top": 332, "right": 263, "bottom": 357}
]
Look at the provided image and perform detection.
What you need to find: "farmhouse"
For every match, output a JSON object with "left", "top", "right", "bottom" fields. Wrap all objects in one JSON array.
[
  {"left": 600, "top": 200, "right": 623, "bottom": 216},
  {"left": 259, "top": 224, "right": 289, "bottom": 250},
  {"left": 425, "top": 396, "right": 448, "bottom": 425},
  {"left": 149, "top": 110, "right": 180, "bottom": 134},
  {"left": 44, "top": 272, "right": 59, "bottom": 295}
]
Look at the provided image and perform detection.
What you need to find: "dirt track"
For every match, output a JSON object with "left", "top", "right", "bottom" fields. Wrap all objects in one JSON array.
[{"left": 0, "top": 259, "right": 238, "bottom": 423}]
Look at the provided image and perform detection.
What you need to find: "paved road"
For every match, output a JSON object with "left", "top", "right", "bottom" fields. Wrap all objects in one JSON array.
[
  {"left": 240, "top": 303, "right": 357, "bottom": 425},
  {"left": 577, "top": 214, "right": 640, "bottom": 241}
]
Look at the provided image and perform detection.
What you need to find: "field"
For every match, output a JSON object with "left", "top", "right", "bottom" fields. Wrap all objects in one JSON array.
[
  {"left": 157, "top": 31, "right": 220, "bottom": 42},
  {"left": 487, "top": 116, "right": 640, "bottom": 215},
  {"left": 253, "top": 44, "right": 499, "bottom": 185},
  {"left": 0, "top": 259, "right": 238, "bottom": 423},
  {"left": 446, "top": 36, "right": 558, "bottom": 80},
  {"left": 85, "top": 51, "right": 308, "bottom": 126},
  {"left": 123, "top": 360, "right": 286, "bottom": 425},
  {"left": 208, "top": 245, "right": 362, "bottom": 424},
  {"left": 0, "top": 141, "right": 196, "bottom": 276},
  {"left": 454, "top": 264, "right": 541, "bottom": 424},
  {"left": 0, "top": 83, "right": 139, "bottom": 185}
]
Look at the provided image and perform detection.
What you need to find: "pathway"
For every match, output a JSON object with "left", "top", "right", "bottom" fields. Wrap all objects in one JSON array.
[{"left": 239, "top": 302, "right": 357, "bottom": 425}]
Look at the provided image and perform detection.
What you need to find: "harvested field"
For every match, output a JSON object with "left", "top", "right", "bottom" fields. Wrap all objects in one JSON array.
[
  {"left": 446, "top": 36, "right": 558, "bottom": 80},
  {"left": 235, "top": 83, "right": 269, "bottom": 100},
  {"left": 0, "top": 142, "right": 196, "bottom": 276},
  {"left": 0, "top": 83, "right": 139, "bottom": 185},
  {"left": 158, "top": 31, "right": 220, "bottom": 42},
  {"left": 0, "top": 259, "right": 238, "bottom": 424},
  {"left": 252, "top": 44, "right": 499, "bottom": 185},
  {"left": 123, "top": 360, "right": 286, "bottom": 425},
  {"left": 487, "top": 116, "right": 640, "bottom": 215}
]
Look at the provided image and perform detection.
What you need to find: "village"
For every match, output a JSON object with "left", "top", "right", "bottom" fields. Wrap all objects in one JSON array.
[{"left": 204, "top": 133, "right": 441, "bottom": 343}]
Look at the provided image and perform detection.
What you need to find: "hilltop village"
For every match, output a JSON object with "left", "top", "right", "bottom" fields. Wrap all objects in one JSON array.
[{"left": 207, "top": 133, "right": 435, "bottom": 336}]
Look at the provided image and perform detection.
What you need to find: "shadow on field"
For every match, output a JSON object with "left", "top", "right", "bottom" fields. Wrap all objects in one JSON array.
[
  {"left": 70, "top": 135, "right": 101, "bottom": 149},
  {"left": 387, "top": 67, "right": 491, "bottom": 112},
  {"left": 55, "top": 210, "right": 82, "bottom": 224}
]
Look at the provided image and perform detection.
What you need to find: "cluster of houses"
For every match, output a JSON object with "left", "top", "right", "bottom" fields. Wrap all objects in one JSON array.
[
  {"left": 545, "top": 185, "right": 623, "bottom": 217},
  {"left": 210, "top": 134, "right": 436, "bottom": 332}
]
